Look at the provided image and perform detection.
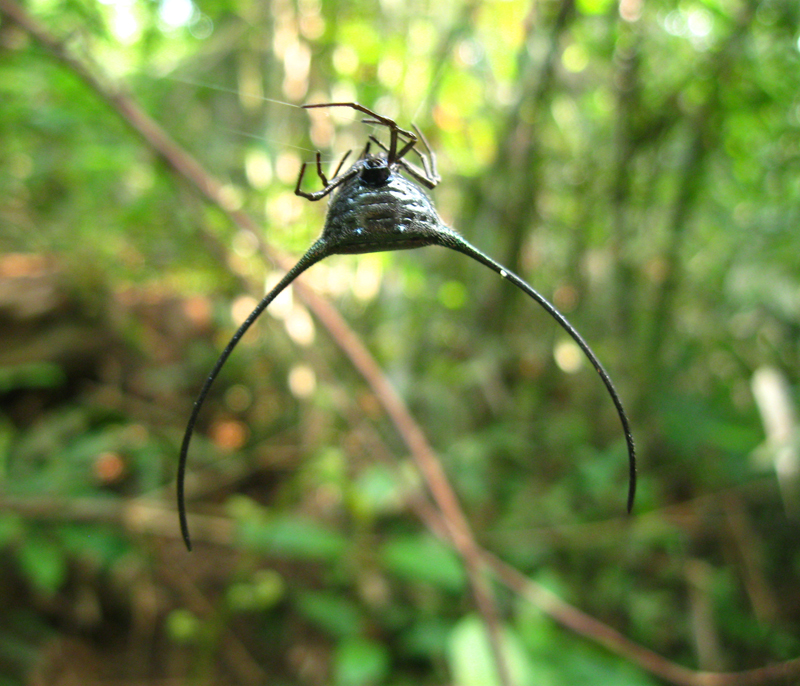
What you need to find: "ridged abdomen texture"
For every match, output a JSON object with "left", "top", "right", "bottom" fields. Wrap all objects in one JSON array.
[{"left": 323, "top": 173, "right": 444, "bottom": 254}]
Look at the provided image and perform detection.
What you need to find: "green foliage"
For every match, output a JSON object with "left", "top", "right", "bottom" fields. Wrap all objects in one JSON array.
[
  {"left": 14, "top": 534, "right": 67, "bottom": 596},
  {"left": 381, "top": 533, "right": 467, "bottom": 592},
  {"left": 296, "top": 590, "right": 365, "bottom": 637},
  {"left": 334, "top": 636, "right": 391, "bottom": 686},
  {"left": 237, "top": 515, "right": 350, "bottom": 560},
  {"left": 1, "top": 0, "right": 800, "bottom": 682},
  {"left": 448, "top": 615, "right": 535, "bottom": 686}
]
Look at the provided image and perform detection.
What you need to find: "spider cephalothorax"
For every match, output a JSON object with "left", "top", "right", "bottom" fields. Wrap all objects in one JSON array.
[
  {"left": 177, "top": 102, "right": 637, "bottom": 550},
  {"left": 295, "top": 102, "right": 443, "bottom": 253}
]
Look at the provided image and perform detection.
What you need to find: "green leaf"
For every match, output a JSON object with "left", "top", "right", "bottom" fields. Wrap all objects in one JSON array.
[
  {"left": 352, "top": 464, "right": 403, "bottom": 516},
  {"left": 334, "top": 636, "right": 390, "bottom": 686},
  {"left": 515, "top": 594, "right": 659, "bottom": 685},
  {"left": 380, "top": 534, "right": 466, "bottom": 591},
  {"left": 236, "top": 515, "right": 348, "bottom": 561},
  {"left": 576, "top": 0, "right": 614, "bottom": 15},
  {"left": 400, "top": 617, "right": 451, "bottom": 658},
  {"left": 15, "top": 536, "right": 67, "bottom": 596},
  {"left": 0, "top": 362, "right": 65, "bottom": 393},
  {"left": 295, "top": 590, "right": 364, "bottom": 637},
  {"left": 447, "top": 615, "right": 538, "bottom": 686},
  {"left": 58, "top": 524, "right": 128, "bottom": 567},
  {"left": 166, "top": 609, "right": 201, "bottom": 643},
  {"left": 227, "top": 569, "right": 285, "bottom": 612}
]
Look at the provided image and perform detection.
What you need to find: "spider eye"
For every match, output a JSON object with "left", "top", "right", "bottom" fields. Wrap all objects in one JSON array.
[{"left": 361, "top": 158, "right": 391, "bottom": 185}]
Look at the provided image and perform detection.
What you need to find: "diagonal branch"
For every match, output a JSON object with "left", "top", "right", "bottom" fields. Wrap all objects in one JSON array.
[{"left": 372, "top": 484, "right": 800, "bottom": 686}]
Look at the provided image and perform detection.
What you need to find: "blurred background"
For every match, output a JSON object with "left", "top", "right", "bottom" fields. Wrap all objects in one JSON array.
[{"left": 1, "top": 0, "right": 799, "bottom": 683}]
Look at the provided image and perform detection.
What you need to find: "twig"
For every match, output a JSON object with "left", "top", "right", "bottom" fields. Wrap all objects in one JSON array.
[
  {"left": 295, "top": 285, "right": 515, "bottom": 686},
  {"left": 377, "top": 482, "right": 800, "bottom": 686},
  {"left": 484, "top": 553, "right": 800, "bottom": 686},
  {"left": 720, "top": 495, "right": 779, "bottom": 624}
]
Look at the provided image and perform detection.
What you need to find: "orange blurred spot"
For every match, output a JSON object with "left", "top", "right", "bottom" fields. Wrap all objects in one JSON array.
[
  {"left": 0, "top": 253, "right": 50, "bottom": 278},
  {"left": 210, "top": 419, "right": 249, "bottom": 451},
  {"left": 94, "top": 452, "right": 126, "bottom": 483},
  {"left": 183, "top": 295, "right": 212, "bottom": 329},
  {"left": 432, "top": 103, "right": 462, "bottom": 133},
  {"left": 553, "top": 284, "right": 579, "bottom": 312},
  {"left": 357, "top": 391, "right": 382, "bottom": 420}
]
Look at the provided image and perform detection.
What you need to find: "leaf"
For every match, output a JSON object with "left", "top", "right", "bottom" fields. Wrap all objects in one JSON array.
[
  {"left": 515, "top": 595, "right": 659, "bottom": 686},
  {"left": 399, "top": 617, "right": 451, "bottom": 658},
  {"left": 380, "top": 534, "right": 466, "bottom": 591},
  {"left": 58, "top": 524, "right": 128, "bottom": 567},
  {"left": 15, "top": 536, "right": 67, "bottom": 596},
  {"left": 236, "top": 515, "right": 348, "bottom": 561},
  {"left": 0, "top": 362, "right": 65, "bottom": 393},
  {"left": 447, "top": 615, "right": 538, "bottom": 686},
  {"left": 334, "top": 636, "right": 390, "bottom": 686},
  {"left": 295, "top": 590, "right": 364, "bottom": 637},
  {"left": 166, "top": 609, "right": 201, "bottom": 644},
  {"left": 352, "top": 464, "right": 403, "bottom": 516}
]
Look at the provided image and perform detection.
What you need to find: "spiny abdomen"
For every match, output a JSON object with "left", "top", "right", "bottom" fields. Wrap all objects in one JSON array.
[{"left": 322, "top": 173, "right": 444, "bottom": 254}]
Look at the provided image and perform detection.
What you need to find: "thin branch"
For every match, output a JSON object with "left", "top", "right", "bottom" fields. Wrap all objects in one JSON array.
[
  {"left": 485, "top": 553, "right": 800, "bottom": 686},
  {"left": 355, "top": 463, "right": 800, "bottom": 686},
  {"left": 295, "top": 285, "right": 515, "bottom": 686}
]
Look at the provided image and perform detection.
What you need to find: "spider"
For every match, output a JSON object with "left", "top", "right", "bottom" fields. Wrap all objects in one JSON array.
[{"left": 178, "top": 102, "right": 636, "bottom": 550}]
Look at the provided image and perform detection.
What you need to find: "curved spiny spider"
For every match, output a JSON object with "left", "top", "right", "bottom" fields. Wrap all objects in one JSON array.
[{"left": 178, "top": 102, "right": 636, "bottom": 550}]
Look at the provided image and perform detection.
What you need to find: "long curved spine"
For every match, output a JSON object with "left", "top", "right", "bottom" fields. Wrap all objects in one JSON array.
[
  {"left": 178, "top": 239, "right": 331, "bottom": 550},
  {"left": 436, "top": 231, "right": 637, "bottom": 512}
]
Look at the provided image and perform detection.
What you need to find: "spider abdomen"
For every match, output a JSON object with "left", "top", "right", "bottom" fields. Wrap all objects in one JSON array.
[{"left": 323, "top": 171, "right": 443, "bottom": 254}]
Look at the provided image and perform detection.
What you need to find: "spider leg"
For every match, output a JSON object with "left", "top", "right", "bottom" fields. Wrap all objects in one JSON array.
[
  {"left": 332, "top": 149, "right": 352, "bottom": 178},
  {"left": 178, "top": 238, "right": 333, "bottom": 550},
  {"left": 315, "top": 151, "right": 329, "bottom": 187},
  {"left": 295, "top": 160, "right": 360, "bottom": 201},
  {"left": 366, "top": 135, "right": 418, "bottom": 174},
  {"left": 371, "top": 133, "right": 420, "bottom": 164},
  {"left": 302, "top": 102, "right": 416, "bottom": 143},
  {"left": 396, "top": 159, "right": 438, "bottom": 189},
  {"left": 366, "top": 125, "right": 418, "bottom": 163},
  {"left": 394, "top": 136, "right": 418, "bottom": 164},
  {"left": 294, "top": 162, "right": 313, "bottom": 198},
  {"left": 435, "top": 230, "right": 637, "bottom": 513},
  {"left": 411, "top": 123, "right": 440, "bottom": 185},
  {"left": 294, "top": 162, "right": 326, "bottom": 200},
  {"left": 369, "top": 127, "right": 440, "bottom": 188}
]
